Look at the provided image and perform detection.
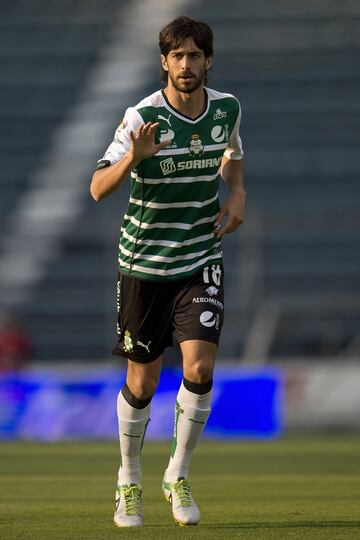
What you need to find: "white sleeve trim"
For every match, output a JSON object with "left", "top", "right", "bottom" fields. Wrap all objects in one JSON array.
[
  {"left": 100, "top": 107, "right": 144, "bottom": 165},
  {"left": 224, "top": 102, "right": 244, "bottom": 160}
]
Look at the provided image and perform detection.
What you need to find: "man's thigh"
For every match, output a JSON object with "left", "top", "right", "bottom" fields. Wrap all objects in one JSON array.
[
  {"left": 113, "top": 272, "right": 175, "bottom": 363},
  {"left": 173, "top": 264, "right": 225, "bottom": 346}
]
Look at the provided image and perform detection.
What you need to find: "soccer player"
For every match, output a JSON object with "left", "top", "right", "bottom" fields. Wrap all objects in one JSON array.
[{"left": 90, "top": 16, "right": 245, "bottom": 527}]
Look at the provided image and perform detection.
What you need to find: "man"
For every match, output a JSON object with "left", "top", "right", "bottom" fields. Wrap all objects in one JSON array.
[{"left": 90, "top": 16, "right": 245, "bottom": 527}]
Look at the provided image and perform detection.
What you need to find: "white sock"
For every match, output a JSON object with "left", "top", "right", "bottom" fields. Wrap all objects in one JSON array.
[
  {"left": 117, "top": 390, "right": 150, "bottom": 486},
  {"left": 165, "top": 381, "right": 212, "bottom": 482}
]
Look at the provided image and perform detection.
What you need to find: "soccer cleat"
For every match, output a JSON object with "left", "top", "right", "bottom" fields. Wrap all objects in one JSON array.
[
  {"left": 114, "top": 484, "right": 143, "bottom": 527},
  {"left": 162, "top": 475, "right": 200, "bottom": 526}
]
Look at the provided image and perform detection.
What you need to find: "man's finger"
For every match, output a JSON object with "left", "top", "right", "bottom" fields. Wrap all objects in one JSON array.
[
  {"left": 216, "top": 216, "right": 243, "bottom": 237},
  {"left": 155, "top": 140, "right": 171, "bottom": 152},
  {"left": 149, "top": 122, "right": 160, "bottom": 134},
  {"left": 214, "top": 206, "right": 227, "bottom": 227},
  {"left": 215, "top": 222, "right": 232, "bottom": 238},
  {"left": 141, "top": 122, "right": 152, "bottom": 135}
]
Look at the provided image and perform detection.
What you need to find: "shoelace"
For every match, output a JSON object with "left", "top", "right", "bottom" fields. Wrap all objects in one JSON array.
[
  {"left": 172, "top": 479, "right": 192, "bottom": 507},
  {"left": 120, "top": 485, "right": 141, "bottom": 515}
]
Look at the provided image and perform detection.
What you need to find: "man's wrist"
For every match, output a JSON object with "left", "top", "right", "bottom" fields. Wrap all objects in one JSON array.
[
  {"left": 230, "top": 187, "right": 246, "bottom": 197},
  {"left": 124, "top": 151, "right": 141, "bottom": 168}
]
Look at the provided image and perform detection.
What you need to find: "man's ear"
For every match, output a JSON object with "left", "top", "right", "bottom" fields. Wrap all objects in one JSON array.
[
  {"left": 205, "top": 56, "right": 213, "bottom": 71},
  {"left": 161, "top": 54, "right": 168, "bottom": 72}
]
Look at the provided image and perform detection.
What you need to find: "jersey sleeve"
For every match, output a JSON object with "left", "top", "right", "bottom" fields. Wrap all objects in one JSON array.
[
  {"left": 224, "top": 101, "right": 244, "bottom": 160},
  {"left": 96, "top": 107, "right": 144, "bottom": 170}
]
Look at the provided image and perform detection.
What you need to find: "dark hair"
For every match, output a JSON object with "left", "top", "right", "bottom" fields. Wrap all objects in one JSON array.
[{"left": 159, "top": 16, "right": 214, "bottom": 84}]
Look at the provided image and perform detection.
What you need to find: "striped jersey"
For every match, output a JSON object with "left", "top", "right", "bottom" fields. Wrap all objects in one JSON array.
[{"left": 97, "top": 87, "right": 244, "bottom": 282}]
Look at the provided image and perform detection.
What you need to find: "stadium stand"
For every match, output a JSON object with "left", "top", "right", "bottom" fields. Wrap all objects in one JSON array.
[
  {"left": 190, "top": 0, "right": 360, "bottom": 360},
  {"left": 0, "top": 0, "right": 359, "bottom": 361},
  {"left": 0, "top": 0, "right": 130, "bottom": 357},
  {"left": 0, "top": 0, "right": 124, "bottom": 223}
]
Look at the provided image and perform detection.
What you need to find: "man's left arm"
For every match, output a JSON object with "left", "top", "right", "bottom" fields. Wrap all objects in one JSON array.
[{"left": 214, "top": 155, "right": 246, "bottom": 238}]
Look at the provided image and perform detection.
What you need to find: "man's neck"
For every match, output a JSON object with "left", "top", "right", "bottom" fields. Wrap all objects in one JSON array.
[{"left": 163, "top": 85, "right": 206, "bottom": 119}]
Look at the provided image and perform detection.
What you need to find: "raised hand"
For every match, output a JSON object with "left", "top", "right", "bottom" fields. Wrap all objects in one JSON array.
[{"left": 129, "top": 122, "right": 171, "bottom": 164}]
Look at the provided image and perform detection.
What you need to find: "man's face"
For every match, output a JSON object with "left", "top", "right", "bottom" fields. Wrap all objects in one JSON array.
[{"left": 161, "top": 38, "right": 212, "bottom": 93}]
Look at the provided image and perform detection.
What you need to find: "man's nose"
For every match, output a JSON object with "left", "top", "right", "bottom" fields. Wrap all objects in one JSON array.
[{"left": 180, "top": 55, "right": 191, "bottom": 69}]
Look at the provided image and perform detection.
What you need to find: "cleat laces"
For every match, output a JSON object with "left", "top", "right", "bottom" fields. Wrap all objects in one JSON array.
[
  {"left": 120, "top": 485, "right": 141, "bottom": 515},
  {"left": 171, "top": 478, "right": 192, "bottom": 507}
]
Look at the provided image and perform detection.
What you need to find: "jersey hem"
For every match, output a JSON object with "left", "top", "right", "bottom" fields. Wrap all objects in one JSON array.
[{"left": 118, "top": 257, "right": 223, "bottom": 283}]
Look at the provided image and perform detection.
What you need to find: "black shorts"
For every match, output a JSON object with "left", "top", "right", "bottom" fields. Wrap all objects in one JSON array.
[{"left": 113, "top": 264, "right": 224, "bottom": 363}]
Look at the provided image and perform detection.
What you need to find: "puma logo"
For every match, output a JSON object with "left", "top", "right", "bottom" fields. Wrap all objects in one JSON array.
[
  {"left": 158, "top": 113, "right": 172, "bottom": 127},
  {"left": 136, "top": 340, "right": 151, "bottom": 353}
]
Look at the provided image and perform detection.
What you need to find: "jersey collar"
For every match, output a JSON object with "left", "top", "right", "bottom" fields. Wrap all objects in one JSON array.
[{"left": 161, "top": 88, "right": 209, "bottom": 124}]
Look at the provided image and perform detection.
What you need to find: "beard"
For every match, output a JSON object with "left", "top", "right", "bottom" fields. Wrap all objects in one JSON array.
[{"left": 168, "top": 67, "right": 206, "bottom": 94}]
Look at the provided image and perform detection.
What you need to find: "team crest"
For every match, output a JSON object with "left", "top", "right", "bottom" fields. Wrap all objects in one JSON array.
[
  {"left": 124, "top": 330, "right": 134, "bottom": 353},
  {"left": 189, "top": 134, "right": 204, "bottom": 156}
]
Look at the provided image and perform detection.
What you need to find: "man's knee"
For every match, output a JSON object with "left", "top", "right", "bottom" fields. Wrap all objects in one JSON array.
[
  {"left": 126, "top": 358, "right": 161, "bottom": 401},
  {"left": 183, "top": 348, "right": 215, "bottom": 384},
  {"left": 185, "top": 359, "right": 213, "bottom": 384},
  {"left": 127, "top": 378, "right": 158, "bottom": 401},
  {"left": 181, "top": 340, "right": 216, "bottom": 384}
]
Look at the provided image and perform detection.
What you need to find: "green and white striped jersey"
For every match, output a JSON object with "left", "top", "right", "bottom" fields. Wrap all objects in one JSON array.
[{"left": 98, "top": 87, "right": 243, "bottom": 282}]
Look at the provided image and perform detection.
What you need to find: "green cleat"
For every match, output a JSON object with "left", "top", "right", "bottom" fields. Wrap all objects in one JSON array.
[
  {"left": 114, "top": 484, "right": 143, "bottom": 527},
  {"left": 162, "top": 474, "right": 200, "bottom": 526}
]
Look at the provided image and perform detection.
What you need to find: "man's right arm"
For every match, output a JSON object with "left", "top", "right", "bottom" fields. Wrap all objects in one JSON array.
[
  {"left": 90, "top": 152, "right": 138, "bottom": 202},
  {"left": 90, "top": 121, "right": 170, "bottom": 202}
]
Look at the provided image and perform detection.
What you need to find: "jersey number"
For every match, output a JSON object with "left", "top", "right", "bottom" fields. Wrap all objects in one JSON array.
[{"left": 203, "top": 265, "right": 221, "bottom": 286}]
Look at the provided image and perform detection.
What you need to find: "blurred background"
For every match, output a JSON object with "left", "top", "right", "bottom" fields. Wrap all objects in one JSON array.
[{"left": 0, "top": 0, "right": 359, "bottom": 439}]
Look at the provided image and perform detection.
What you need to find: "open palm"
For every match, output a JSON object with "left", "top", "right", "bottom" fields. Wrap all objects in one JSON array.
[{"left": 129, "top": 122, "right": 171, "bottom": 162}]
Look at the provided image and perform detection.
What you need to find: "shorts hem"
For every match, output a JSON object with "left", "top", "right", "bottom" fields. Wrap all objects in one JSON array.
[
  {"left": 176, "top": 336, "right": 220, "bottom": 347},
  {"left": 112, "top": 346, "right": 166, "bottom": 364}
]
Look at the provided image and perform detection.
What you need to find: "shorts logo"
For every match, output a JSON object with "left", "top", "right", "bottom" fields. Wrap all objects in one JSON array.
[
  {"left": 160, "top": 157, "right": 176, "bottom": 175},
  {"left": 137, "top": 340, "right": 151, "bottom": 354},
  {"left": 193, "top": 297, "right": 223, "bottom": 310},
  {"left": 116, "top": 280, "right": 121, "bottom": 309},
  {"left": 200, "top": 311, "right": 216, "bottom": 327},
  {"left": 124, "top": 330, "right": 134, "bottom": 353},
  {"left": 206, "top": 286, "right": 219, "bottom": 296}
]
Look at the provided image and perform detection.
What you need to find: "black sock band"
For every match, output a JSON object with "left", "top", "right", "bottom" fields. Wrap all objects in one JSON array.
[
  {"left": 121, "top": 383, "right": 152, "bottom": 409},
  {"left": 183, "top": 377, "right": 213, "bottom": 395}
]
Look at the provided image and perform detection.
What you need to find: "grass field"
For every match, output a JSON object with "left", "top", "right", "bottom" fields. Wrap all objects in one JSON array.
[{"left": 1, "top": 436, "right": 360, "bottom": 539}]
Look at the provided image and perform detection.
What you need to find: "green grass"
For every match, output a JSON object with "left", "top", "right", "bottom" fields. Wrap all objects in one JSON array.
[{"left": 1, "top": 437, "right": 360, "bottom": 539}]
